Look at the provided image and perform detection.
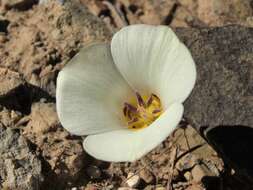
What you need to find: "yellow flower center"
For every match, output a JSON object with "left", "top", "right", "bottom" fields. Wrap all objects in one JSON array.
[{"left": 123, "top": 92, "right": 163, "bottom": 130}]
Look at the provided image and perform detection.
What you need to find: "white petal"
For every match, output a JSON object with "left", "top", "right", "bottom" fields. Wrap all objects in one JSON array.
[
  {"left": 83, "top": 103, "right": 183, "bottom": 162},
  {"left": 56, "top": 43, "right": 134, "bottom": 136},
  {"left": 111, "top": 24, "right": 196, "bottom": 109}
]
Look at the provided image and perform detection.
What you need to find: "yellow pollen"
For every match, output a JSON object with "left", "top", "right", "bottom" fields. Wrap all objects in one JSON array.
[{"left": 123, "top": 92, "right": 163, "bottom": 130}]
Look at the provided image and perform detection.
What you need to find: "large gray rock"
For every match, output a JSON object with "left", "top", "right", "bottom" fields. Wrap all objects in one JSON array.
[
  {"left": 176, "top": 26, "right": 252, "bottom": 129},
  {"left": 0, "top": 126, "right": 43, "bottom": 190}
]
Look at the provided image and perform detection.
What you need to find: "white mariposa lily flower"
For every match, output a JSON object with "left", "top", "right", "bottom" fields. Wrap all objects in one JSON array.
[{"left": 56, "top": 24, "right": 196, "bottom": 162}]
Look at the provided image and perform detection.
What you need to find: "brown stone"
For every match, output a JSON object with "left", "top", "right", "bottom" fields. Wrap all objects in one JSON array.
[
  {"left": 191, "top": 164, "right": 215, "bottom": 182},
  {"left": 1, "top": 0, "right": 37, "bottom": 10},
  {"left": 139, "top": 169, "right": 155, "bottom": 184},
  {"left": 184, "top": 171, "right": 193, "bottom": 181},
  {"left": 0, "top": 106, "right": 22, "bottom": 127},
  {"left": 175, "top": 153, "right": 198, "bottom": 172},
  {"left": 86, "top": 165, "right": 102, "bottom": 179},
  {"left": 0, "top": 68, "right": 24, "bottom": 97},
  {"left": 126, "top": 172, "right": 140, "bottom": 188}
]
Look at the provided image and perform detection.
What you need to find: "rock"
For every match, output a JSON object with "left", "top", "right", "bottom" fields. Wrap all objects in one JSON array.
[
  {"left": 105, "top": 185, "right": 114, "bottom": 190},
  {"left": 0, "top": 16, "right": 10, "bottom": 33},
  {"left": 197, "top": 0, "right": 253, "bottom": 26},
  {"left": 175, "top": 154, "right": 198, "bottom": 172},
  {"left": 144, "top": 185, "right": 155, "bottom": 190},
  {"left": 1, "top": 0, "right": 37, "bottom": 10},
  {"left": 144, "top": 185, "right": 166, "bottom": 190},
  {"left": 0, "top": 68, "right": 25, "bottom": 97},
  {"left": 126, "top": 172, "right": 140, "bottom": 188},
  {"left": 177, "top": 26, "right": 252, "bottom": 130},
  {"left": 191, "top": 164, "right": 215, "bottom": 182},
  {"left": 0, "top": 126, "right": 43, "bottom": 189},
  {"left": 0, "top": 107, "right": 22, "bottom": 127},
  {"left": 155, "top": 187, "right": 166, "bottom": 190},
  {"left": 118, "top": 188, "right": 137, "bottom": 190},
  {"left": 173, "top": 126, "right": 218, "bottom": 162},
  {"left": 0, "top": 33, "right": 7, "bottom": 43},
  {"left": 0, "top": 68, "right": 38, "bottom": 114},
  {"left": 86, "top": 165, "right": 102, "bottom": 179},
  {"left": 173, "top": 182, "right": 191, "bottom": 189},
  {"left": 184, "top": 171, "right": 193, "bottom": 181},
  {"left": 185, "top": 184, "right": 204, "bottom": 190},
  {"left": 23, "top": 102, "right": 86, "bottom": 188},
  {"left": 39, "top": 0, "right": 64, "bottom": 5},
  {"left": 24, "top": 102, "right": 59, "bottom": 135},
  {"left": 85, "top": 184, "right": 100, "bottom": 190},
  {"left": 139, "top": 169, "right": 155, "bottom": 184}
]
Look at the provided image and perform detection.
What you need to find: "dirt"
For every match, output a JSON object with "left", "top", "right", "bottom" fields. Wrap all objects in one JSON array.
[
  {"left": 0, "top": 0, "right": 252, "bottom": 189},
  {"left": 81, "top": 0, "right": 253, "bottom": 29}
]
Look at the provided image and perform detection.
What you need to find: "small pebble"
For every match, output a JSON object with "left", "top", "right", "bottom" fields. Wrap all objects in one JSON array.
[
  {"left": 144, "top": 185, "right": 155, "bottom": 190},
  {"left": 175, "top": 154, "right": 198, "bottom": 172},
  {"left": 140, "top": 169, "right": 154, "bottom": 184},
  {"left": 118, "top": 188, "right": 137, "bottom": 190},
  {"left": 155, "top": 187, "right": 166, "bottom": 190},
  {"left": 126, "top": 172, "right": 140, "bottom": 188},
  {"left": 0, "top": 34, "right": 7, "bottom": 43},
  {"left": 86, "top": 165, "right": 101, "bottom": 179},
  {"left": 39, "top": 0, "right": 64, "bottom": 5},
  {"left": 191, "top": 164, "right": 214, "bottom": 182},
  {"left": 184, "top": 171, "right": 193, "bottom": 181}
]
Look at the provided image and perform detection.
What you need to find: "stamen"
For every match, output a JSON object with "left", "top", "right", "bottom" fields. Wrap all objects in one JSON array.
[
  {"left": 128, "top": 117, "right": 138, "bottom": 125},
  {"left": 146, "top": 95, "right": 153, "bottom": 107},
  {"left": 123, "top": 93, "right": 163, "bottom": 130},
  {"left": 127, "top": 109, "right": 132, "bottom": 120},
  {"left": 152, "top": 109, "right": 161, "bottom": 114},
  {"left": 151, "top": 94, "right": 160, "bottom": 102},
  {"left": 123, "top": 106, "right": 128, "bottom": 116},
  {"left": 136, "top": 92, "right": 146, "bottom": 107},
  {"left": 124, "top": 103, "right": 137, "bottom": 113}
]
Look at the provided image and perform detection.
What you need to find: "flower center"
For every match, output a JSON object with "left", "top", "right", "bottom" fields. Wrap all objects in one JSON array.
[{"left": 123, "top": 92, "right": 163, "bottom": 130}]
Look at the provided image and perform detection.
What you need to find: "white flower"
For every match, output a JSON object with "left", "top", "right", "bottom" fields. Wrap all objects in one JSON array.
[{"left": 56, "top": 25, "right": 196, "bottom": 162}]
